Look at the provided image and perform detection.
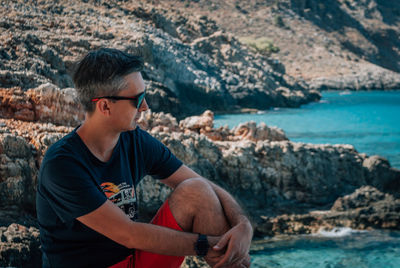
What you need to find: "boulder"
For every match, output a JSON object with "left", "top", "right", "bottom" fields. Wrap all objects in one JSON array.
[
  {"left": 256, "top": 186, "right": 400, "bottom": 236},
  {"left": 0, "top": 84, "right": 84, "bottom": 126}
]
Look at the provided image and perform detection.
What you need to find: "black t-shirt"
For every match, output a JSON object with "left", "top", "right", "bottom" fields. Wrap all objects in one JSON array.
[{"left": 36, "top": 127, "right": 182, "bottom": 267}]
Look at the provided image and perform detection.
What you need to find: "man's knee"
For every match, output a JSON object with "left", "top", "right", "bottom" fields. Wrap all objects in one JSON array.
[
  {"left": 175, "top": 177, "right": 212, "bottom": 194},
  {"left": 169, "top": 178, "right": 216, "bottom": 211}
]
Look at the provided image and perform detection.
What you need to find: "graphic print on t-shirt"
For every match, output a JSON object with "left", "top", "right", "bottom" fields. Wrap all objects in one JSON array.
[{"left": 100, "top": 182, "right": 138, "bottom": 220}]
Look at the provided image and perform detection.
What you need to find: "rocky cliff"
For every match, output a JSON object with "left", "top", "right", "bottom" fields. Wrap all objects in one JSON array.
[
  {"left": 150, "top": 0, "right": 400, "bottom": 91},
  {"left": 0, "top": 0, "right": 321, "bottom": 121}
]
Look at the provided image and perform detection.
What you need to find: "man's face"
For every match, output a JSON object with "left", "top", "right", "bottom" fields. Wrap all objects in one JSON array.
[{"left": 110, "top": 72, "right": 149, "bottom": 131}]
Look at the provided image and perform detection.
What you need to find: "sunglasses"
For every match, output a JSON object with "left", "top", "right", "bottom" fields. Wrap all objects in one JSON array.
[{"left": 91, "top": 91, "right": 146, "bottom": 109}]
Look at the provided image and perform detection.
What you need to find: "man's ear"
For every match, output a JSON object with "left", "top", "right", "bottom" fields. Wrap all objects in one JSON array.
[{"left": 96, "top": 99, "right": 111, "bottom": 116}]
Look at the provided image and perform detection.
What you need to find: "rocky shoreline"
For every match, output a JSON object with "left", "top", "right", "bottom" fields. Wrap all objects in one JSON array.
[{"left": 1, "top": 108, "right": 399, "bottom": 267}]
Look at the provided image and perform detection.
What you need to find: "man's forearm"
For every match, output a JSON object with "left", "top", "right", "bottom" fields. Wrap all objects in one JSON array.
[
  {"left": 78, "top": 200, "right": 221, "bottom": 256},
  {"left": 126, "top": 221, "right": 219, "bottom": 255}
]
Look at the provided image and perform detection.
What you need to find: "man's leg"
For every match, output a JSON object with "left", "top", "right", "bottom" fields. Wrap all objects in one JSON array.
[
  {"left": 168, "top": 177, "right": 230, "bottom": 236},
  {"left": 134, "top": 178, "right": 231, "bottom": 268}
]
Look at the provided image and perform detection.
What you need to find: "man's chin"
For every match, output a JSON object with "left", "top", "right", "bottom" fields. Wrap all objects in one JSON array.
[
  {"left": 130, "top": 122, "right": 138, "bottom": 130},
  {"left": 122, "top": 123, "right": 138, "bottom": 132}
]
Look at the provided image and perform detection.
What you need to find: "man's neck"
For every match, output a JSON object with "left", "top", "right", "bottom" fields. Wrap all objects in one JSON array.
[{"left": 76, "top": 117, "right": 120, "bottom": 162}]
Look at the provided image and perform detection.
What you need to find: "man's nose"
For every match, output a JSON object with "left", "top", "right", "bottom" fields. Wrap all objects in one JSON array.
[{"left": 138, "top": 98, "right": 149, "bottom": 112}]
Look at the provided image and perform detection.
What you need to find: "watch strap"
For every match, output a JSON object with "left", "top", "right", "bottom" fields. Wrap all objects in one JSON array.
[{"left": 194, "top": 234, "right": 209, "bottom": 257}]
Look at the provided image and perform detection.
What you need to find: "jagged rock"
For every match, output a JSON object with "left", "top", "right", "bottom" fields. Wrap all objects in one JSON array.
[
  {"left": 150, "top": 0, "right": 400, "bottom": 91},
  {"left": 0, "top": 223, "right": 40, "bottom": 267},
  {"left": 0, "top": 84, "right": 84, "bottom": 126},
  {"left": 0, "top": 119, "right": 72, "bottom": 210},
  {"left": 362, "top": 155, "right": 400, "bottom": 194},
  {"left": 309, "top": 67, "right": 400, "bottom": 91},
  {"left": 331, "top": 185, "right": 388, "bottom": 211},
  {"left": 139, "top": 129, "right": 399, "bottom": 218},
  {"left": 231, "top": 121, "right": 287, "bottom": 142},
  {"left": 138, "top": 110, "right": 180, "bottom": 133},
  {"left": 179, "top": 110, "right": 214, "bottom": 131},
  {"left": 26, "top": 83, "right": 84, "bottom": 126},
  {"left": 0, "top": 0, "right": 320, "bottom": 120},
  {"left": 0, "top": 133, "right": 37, "bottom": 211},
  {"left": 256, "top": 186, "right": 400, "bottom": 237},
  {"left": 0, "top": 87, "right": 35, "bottom": 122},
  {"left": 178, "top": 110, "right": 288, "bottom": 142}
]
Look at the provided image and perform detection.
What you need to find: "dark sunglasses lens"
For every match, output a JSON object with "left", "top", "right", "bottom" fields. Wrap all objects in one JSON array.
[{"left": 137, "top": 93, "right": 145, "bottom": 109}]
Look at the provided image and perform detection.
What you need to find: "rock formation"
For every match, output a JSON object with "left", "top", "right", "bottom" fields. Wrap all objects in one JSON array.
[
  {"left": 0, "top": 0, "right": 320, "bottom": 121},
  {"left": 151, "top": 0, "right": 400, "bottom": 91},
  {"left": 0, "top": 84, "right": 84, "bottom": 126},
  {"left": 255, "top": 186, "right": 400, "bottom": 237}
]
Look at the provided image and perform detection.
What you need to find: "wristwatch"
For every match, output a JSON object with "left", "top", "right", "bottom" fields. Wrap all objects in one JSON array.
[{"left": 194, "top": 234, "right": 209, "bottom": 257}]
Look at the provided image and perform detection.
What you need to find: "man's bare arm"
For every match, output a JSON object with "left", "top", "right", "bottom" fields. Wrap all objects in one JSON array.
[{"left": 77, "top": 200, "right": 219, "bottom": 256}]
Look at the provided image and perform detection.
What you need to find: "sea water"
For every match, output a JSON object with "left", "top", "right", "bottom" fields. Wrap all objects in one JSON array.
[
  {"left": 250, "top": 229, "right": 400, "bottom": 267},
  {"left": 214, "top": 91, "right": 400, "bottom": 169}
]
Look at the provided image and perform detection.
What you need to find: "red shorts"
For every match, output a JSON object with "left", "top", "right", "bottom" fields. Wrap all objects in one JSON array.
[{"left": 109, "top": 200, "right": 185, "bottom": 268}]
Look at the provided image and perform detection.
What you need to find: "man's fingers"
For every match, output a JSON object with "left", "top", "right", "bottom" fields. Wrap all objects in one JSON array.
[
  {"left": 213, "top": 233, "right": 230, "bottom": 251},
  {"left": 229, "top": 252, "right": 251, "bottom": 268},
  {"left": 242, "top": 254, "right": 251, "bottom": 267},
  {"left": 214, "top": 242, "right": 234, "bottom": 268}
]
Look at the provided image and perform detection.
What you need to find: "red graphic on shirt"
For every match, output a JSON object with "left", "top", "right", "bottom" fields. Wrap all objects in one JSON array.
[
  {"left": 100, "top": 182, "right": 138, "bottom": 220},
  {"left": 100, "top": 182, "right": 120, "bottom": 198}
]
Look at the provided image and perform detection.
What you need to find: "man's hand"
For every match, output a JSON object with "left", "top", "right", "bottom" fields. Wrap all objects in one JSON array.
[
  {"left": 212, "top": 220, "right": 253, "bottom": 268},
  {"left": 205, "top": 250, "right": 251, "bottom": 268}
]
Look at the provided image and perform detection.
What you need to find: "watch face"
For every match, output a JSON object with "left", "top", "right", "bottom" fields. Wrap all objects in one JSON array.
[{"left": 195, "top": 234, "right": 209, "bottom": 257}]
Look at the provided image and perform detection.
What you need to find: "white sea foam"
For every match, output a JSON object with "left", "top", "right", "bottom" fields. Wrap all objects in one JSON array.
[
  {"left": 339, "top": 90, "right": 352, "bottom": 95},
  {"left": 312, "top": 227, "right": 367, "bottom": 238}
]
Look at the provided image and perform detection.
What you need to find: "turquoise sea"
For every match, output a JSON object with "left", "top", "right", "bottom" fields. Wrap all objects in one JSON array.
[
  {"left": 250, "top": 229, "right": 400, "bottom": 268},
  {"left": 214, "top": 91, "right": 400, "bottom": 267},
  {"left": 214, "top": 91, "right": 400, "bottom": 169}
]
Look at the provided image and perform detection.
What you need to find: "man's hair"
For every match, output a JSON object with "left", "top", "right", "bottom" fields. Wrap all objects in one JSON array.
[{"left": 73, "top": 48, "right": 144, "bottom": 113}]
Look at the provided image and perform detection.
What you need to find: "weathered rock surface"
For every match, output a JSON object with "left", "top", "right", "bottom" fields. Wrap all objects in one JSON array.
[
  {"left": 143, "top": 133, "right": 399, "bottom": 219},
  {"left": 0, "top": 118, "right": 73, "bottom": 211},
  {"left": 140, "top": 109, "right": 288, "bottom": 142},
  {"left": 0, "top": 0, "right": 320, "bottom": 121},
  {"left": 309, "top": 66, "right": 400, "bottom": 91},
  {"left": 153, "top": 0, "right": 400, "bottom": 91},
  {"left": 0, "top": 84, "right": 84, "bottom": 126},
  {"left": 0, "top": 223, "right": 40, "bottom": 268},
  {"left": 255, "top": 186, "right": 400, "bottom": 237}
]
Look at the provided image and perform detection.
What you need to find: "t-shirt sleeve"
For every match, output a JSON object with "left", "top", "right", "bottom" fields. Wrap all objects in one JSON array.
[
  {"left": 40, "top": 157, "right": 107, "bottom": 223},
  {"left": 138, "top": 129, "right": 183, "bottom": 180}
]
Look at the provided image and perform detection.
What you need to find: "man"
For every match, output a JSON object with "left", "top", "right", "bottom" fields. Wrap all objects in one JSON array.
[{"left": 36, "top": 48, "right": 253, "bottom": 268}]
